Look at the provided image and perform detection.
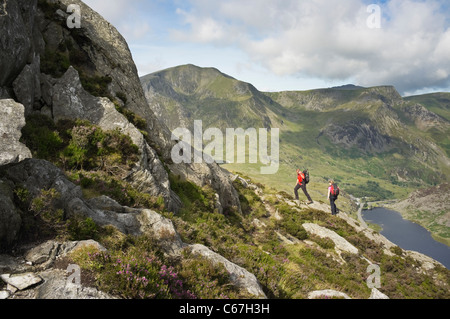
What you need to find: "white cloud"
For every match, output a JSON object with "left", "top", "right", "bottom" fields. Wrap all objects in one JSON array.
[
  {"left": 83, "top": 0, "right": 152, "bottom": 41},
  {"left": 172, "top": 0, "right": 450, "bottom": 94}
]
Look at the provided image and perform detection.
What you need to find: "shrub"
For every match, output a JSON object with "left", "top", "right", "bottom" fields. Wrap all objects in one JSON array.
[
  {"left": 309, "top": 234, "right": 335, "bottom": 250},
  {"left": 277, "top": 209, "right": 308, "bottom": 240},
  {"left": 30, "top": 188, "right": 63, "bottom": 224},
  {"left": 169, "top": 174, "right": 214, "bottom": 215},
  {"left": 70, "top": 235, "right": 196, "bottom": 299},
  {"left": 13, "top": 187, "right": 31, "bottom": 211},
  {"left": 21, "top": 114, "right": 64, "bottom": 160},
  {"left": 69, "top": 170, "right": 163, "bottom": 211},
  {"left": 61, "top": 121, "right": 139, "bottom": 172},
  {"left": 390, "top": 245, "right": 404, "bottom": 256},
  {"left": 178, "top": 251, "right": 246, "bottom": 299},
  {"left": 40, "top": 48, "right": 70, "bottom": 78},
  {"left": 68, "top": 217, "right": 99, "bottom": 241},
  {"left": 80, "top": 74, "right": 112, "bottom": 98}
]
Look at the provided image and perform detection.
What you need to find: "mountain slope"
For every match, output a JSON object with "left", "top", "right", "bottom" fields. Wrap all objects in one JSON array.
[
  {"left": 141, "top": 64, "right": 284, "bottom": 132},
  {"left": 141, "top": 66, "right": 450, "bottom": 198}
]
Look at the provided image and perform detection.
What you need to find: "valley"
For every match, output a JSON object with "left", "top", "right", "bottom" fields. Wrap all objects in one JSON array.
[{"left": 141, "top": 64, "right": 450, "bottom": 244}]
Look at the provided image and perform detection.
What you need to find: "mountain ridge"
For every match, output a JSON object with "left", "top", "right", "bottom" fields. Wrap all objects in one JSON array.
[
  {"left": 141, "top": 64, "right": 450, "bottom": 188},
  {"left": 140, "top": 64, "right": 450, "bottom": 241}
]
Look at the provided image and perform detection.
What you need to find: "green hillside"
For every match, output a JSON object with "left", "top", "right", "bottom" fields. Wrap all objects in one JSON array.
[{"left": 141, "top": 66, "right": 449, "bottom": 204}]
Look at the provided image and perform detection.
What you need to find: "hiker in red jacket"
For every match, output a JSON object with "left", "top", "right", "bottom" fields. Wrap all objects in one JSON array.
[
  {"left": 327, "top": 179, "right": 339, "bottom": 215},
  {"left": 294, "top": 169, "right": 313, "bottom": 204}
]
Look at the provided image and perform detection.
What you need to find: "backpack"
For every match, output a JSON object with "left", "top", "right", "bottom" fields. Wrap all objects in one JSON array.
[
  {"left": 303, "top": 170, "right": 310, "bottom": 184},
  {"left": 330, "top": 183, "right": 340, "bottom": 197}
]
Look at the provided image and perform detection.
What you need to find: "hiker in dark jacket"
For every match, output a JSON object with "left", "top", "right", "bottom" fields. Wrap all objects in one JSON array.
[{"left": 294, "top": 169, "right": 313, "bottom": 204}]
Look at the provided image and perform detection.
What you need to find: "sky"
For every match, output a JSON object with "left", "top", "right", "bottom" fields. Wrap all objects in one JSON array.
[{"left": 82, "top": 0, "right": 450, "bottom": 96}]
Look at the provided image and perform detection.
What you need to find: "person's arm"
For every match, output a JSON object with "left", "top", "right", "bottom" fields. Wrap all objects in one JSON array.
[{"left": 327, "top": 187, "right": 330, "bottom": 200}]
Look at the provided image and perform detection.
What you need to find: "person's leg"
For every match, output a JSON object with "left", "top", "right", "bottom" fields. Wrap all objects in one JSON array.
[
  {"left": 330, "top": 197, "right": 337, "bottom": 215},
  {"left": 301, "top": 184, "right": 313, "bottom": 203},
  {"left": 294, "top": 184, "right": 301, "bottom": 200}
]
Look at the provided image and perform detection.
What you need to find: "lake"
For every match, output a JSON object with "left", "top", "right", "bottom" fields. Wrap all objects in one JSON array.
[{"left": 362, "top": 207, "right": 450, "bottom": 269}]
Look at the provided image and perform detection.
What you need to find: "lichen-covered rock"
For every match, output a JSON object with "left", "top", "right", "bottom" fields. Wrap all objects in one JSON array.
[
  {"left": 188, "top": 244, "right": 267, "bottom": 298},
  {"left": 0, "top": 99, "right": 32, "bottom": 166},
  {"left": 303, "top": 222, "right": 359, "bottom": 255},
  {"left": 0, "top": 0, "right": 35, "bottom": 87},
  {"left": 52, "top": 66, "right": 178, "bottom": 212},
  {"left": 12, "top": 54, "right": 41, "bottom": 115},
  {"left": 307, "top": 289, "right": 352, "bottom": 299}
]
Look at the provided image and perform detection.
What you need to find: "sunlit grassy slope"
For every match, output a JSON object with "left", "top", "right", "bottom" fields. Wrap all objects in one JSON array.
[{"left": 141, "top": 65, "right": 450, "bottom": 210}]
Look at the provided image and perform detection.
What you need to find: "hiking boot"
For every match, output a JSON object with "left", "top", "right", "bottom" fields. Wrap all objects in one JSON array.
[{"left": 307, "top": 201, "right": 314, "bottom": 205}]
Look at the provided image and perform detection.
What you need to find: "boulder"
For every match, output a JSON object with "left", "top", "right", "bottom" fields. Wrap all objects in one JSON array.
[
  {"left": 0, "top": 158, "right": 81, "bottom": 207},
  {"left": 0, "top": 99, "right": 32, "bottom": 166},
  {"left": 138, "top": 209, "right": 186, "bottom": 256},
  {"left": 188, "top": 244, "right": 267, "bottom": 299},
  {"left": 34, "top": 269, "right": 116, "bottom": 299},
  {"left": 303, "top": 223, "right": 359, "bottom": 255},
  {"left": 66, "top": 197, "right": 141, "bottom": 236},
  {"left": 0, "top": 273, "right": 42, "bottom": 291},
  {"left": 307, "top": 289, "right": 352, "bottom": 299},
  {"left": 25, "top": 240, "right": 59, "bottom": 265},
  {"left": 0, "top": 290, "right": 11, "bottom": 299},
  {"left": 24, "top": 240, "right": 107, "bottom": 270}
]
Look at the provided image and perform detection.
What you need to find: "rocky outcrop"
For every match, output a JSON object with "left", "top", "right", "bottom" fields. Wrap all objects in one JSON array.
[
  {"left": 188, "top": 244, "right": 266, "bottom": 298},
  {"left": 307, "top": 288, "right": 389, "bottom": 299},
  {"left": 307, "top": 289, "right": 352, "bottom": 299},
  {"left": 403, "top": 103, "right": 449, "bottom": 132},
  {"left": 0, "top": 0, "right": 37, "bottom": 89},
  {"left": 0, "top": 178, "right": 22, "bottom": 248},
  {"left": 0, "top": 239, "right": 116, "bottom": 299},
  {"left": 0, "top": 99, "right": 32, "bottom": 247},
  {"left": 0, "top": 158, "right": 265, "bottom": 298},
  {"left": 0, "top": 99, "right": 32, "bottom": 166},
  {"left": 323, "top": 121, "right": 392, "bottom": 154},
  {"left": 51, "top": 66, "right": 178, "bottom": 211},
  {"left": 302, "top": 222, "right": 359, "bottom": 256},
  {"left": 0, "top": 0, "right": 241, "bottom": 215}
]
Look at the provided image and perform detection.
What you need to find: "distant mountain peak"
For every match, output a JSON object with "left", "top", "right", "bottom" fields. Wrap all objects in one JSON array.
[{"left": 330, "top": 84, "right": 366, "bottom": 90}]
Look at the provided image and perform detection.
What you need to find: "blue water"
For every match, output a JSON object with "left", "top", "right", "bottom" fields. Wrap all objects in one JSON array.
[{"left": 362, "top": 207, "right": 450, "bottom": 269}]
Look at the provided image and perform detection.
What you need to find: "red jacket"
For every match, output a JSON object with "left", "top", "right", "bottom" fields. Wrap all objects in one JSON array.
[{"left": 297, "top": 172, "right": 305, "bottom": 184}]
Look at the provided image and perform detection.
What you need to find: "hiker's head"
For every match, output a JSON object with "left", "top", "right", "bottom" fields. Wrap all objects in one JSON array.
[{"left": 329, "top": 179, "right": 334, "bottom": 184}]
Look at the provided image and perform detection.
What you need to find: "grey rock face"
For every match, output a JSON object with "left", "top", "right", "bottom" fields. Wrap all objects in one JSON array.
[
  {"left": 0, "top": 179, "right": 22, "bottom": 247},
  {"left": 12, "top": 54, "right": 41, "bottom": 116},
  {"left": 0, "top": 158, "right": 81, "bottom": 207},
  {"left": 0, "top": 99, "right": 32, "bottom": 166},
  {"left": 52, "top": 66, "right": 177, "bottom": 211},
  {"left": 0, "top": 0, "right": 35, "bottom": 87},
  {"left": 1, "top": 0, "right": 241, "bottom": 215},
  {"left": 324, "top": 121, "right": 392, "bottom": 154}
]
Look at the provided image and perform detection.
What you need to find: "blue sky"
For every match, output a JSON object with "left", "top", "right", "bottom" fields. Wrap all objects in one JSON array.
[{"left": 83, "top": 0, "right": 450, "bottom": 96}]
